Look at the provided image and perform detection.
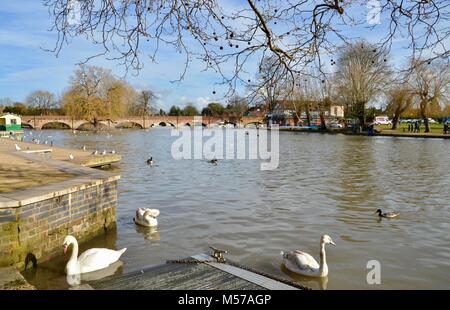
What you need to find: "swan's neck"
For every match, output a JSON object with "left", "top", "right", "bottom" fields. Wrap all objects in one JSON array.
[
  {"left": 68, "top": 240, "right": 79, "bottom": 268},
  {"left": 319, "top": 242, "right": 328, "bottom": 276}
]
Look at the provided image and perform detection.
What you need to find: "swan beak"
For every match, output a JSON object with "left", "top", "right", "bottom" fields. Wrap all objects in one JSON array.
[
  {"left": 330, "top": 241, "right": 336, "bottom": 246},
  {"left": 63, "top": 244, "right": 68, "bottom": 254}
]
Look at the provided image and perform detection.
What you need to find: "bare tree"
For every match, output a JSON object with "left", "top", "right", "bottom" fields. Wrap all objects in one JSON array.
[
  {"left": 290, "top": 73, "right": 332, "bottom": 129},
  {"left": 226, "top": 95, "right": 249, "bottom": 123},
  {"left": 408, "top": 58, "right": 450, "bottom": 132},
  {"left": 334, "top": 41, "right": 391, "bottom": 127},
  {"left": 26, "top": 90, "right": 56, "bottom": 115},
  {"left": 385, "top": 86, "right": 414, "bottom": 129},
  {"left": 137, "top": 90, "right": 156, "bottom": 116},
  {"left": 249, "top": 56, "right": 286, "bottom": 112},
  {"left": 44, "top": 1, "right": 450, "bottom": 95}
]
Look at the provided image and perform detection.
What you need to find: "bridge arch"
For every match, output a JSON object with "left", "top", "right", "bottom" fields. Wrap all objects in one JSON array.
[
  {"left": 115, "top": 121, "right": 143, "bottom": 129},
  {"left": 21, "top": 123, "right": 34, "bottom": 129},
  {"left": 244, "top": 121, "right": 263, "bottom": 128},
  {"left": 158, "top": 121, "right": 175, "bottom": 127},
  {"left": 76, "top": 122, "right": 108, "bottom": 131},
  {"left": 41, "top": 121, "right": 71, "bottom": 130}
]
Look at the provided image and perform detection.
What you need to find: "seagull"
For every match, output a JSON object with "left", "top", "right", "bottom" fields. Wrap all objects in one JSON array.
[
  {"left": 91, "top": 150, "right": 98, "bottom": 155},
  {"left": 146, "top": 157, "right": 154, "bottom": 165},
  {"left": 82, "top": 146, "right": 86, "bottom": 151},
  {"left": 101, "top": 150, "right": 107, "bottom": 155},
  {"left": 15, "top": 144, "right": 21, "bottom": 151},
  {"left": 68, "top": 153, "right": 74, "bottom": 161},
  {"left": 374, "top": 209, "right": 399, "bottom": 219},
  {"left": 110, "top": 150, "right": 116, "bottom": 154}
]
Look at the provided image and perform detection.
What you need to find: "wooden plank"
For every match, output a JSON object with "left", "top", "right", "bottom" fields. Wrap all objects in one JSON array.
[
  {"left": 22, "top": 149, "right": 53, "bottom": 154},
  {"left": 88, "top": 254, "right": 301, "bottom": 290},
  {"left": 90, "top": 262, "right": 265, "bottom": 290},
  {"left": 191, "top": 254, "right": 299, "bottom": 290}
]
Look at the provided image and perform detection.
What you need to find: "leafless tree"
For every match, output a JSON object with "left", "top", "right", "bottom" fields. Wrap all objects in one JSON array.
[
  {"left": 290, "top": 72, "right": 332, "bottom": 129},
  {"left": 408, "top": 58, "right": 450, "bottom": 132},
  {"left": 385, "top": 86, "right": 414, "bottom": 129},
  {"left": 44, "top": 1, "right": 450, "bottom": 95},
  {"left": 334, "top": 41, "right": 391, "bottom": 127},
  {"left": 137, "top": 89, "right": 156, "bottom": 116},
  {"left": 226, "top": 95, "right": 249, "bottom": 122},
  {"left": 26, "top": 90, "right": 56, "bottom": 115},
  {"left": 249, "top": 55, "right": 287, "bottom": 112}
]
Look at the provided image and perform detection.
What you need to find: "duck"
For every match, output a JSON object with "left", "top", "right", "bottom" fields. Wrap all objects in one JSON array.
[
  {"left": 209, "top": 158, "right": 218, "bottom": 165},
  {"left": 281, "top": 234, "right": 336, "bottom": 277},
  {"left": 146, "top": 157, "right": 155, "bottom": 165},
  {"left": 134, "top": 208, "right": 160, "bottom": 227},
  {"left": 62, "top": 235, "right": 126, "bottom": 275},
  {"left": 375, "top": 209, "right": 399, "bottom": 218}
]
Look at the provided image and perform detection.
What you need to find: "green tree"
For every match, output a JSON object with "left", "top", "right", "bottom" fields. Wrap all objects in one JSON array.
[
  {"left": 63, "top": 64, "right": 132, "bottom": 127},
  {"left": 168, "top": 105, "right": 183, "bottom": 116},
  {"left": 182, "top": 104, "right": 199, "bottom": 116}
]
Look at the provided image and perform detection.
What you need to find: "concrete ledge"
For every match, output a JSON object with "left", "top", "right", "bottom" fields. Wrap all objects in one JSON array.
[
  {"left": 0, "top": 152, "right": 119, "bottom": 209},
  {"left": 0, "top": 267, "right": 36, "bottom": 290}
]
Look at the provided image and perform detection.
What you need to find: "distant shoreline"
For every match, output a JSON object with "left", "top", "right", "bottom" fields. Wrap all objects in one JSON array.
[{"left": 277, "top": 127, "right": 450, "bottom": 139}]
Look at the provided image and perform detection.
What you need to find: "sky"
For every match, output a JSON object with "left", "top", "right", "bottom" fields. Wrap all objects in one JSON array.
[
  {"left": 0, "top": 1, "right": 428, "bottom": 111},
  {"left": 0, "top": 0, "right": 229, "bottom": 111}
]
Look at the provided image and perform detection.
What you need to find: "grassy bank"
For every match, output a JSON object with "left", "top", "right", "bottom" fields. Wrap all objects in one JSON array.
[{"left": 376, "top": 123, "right": 445, "bottom": 134}]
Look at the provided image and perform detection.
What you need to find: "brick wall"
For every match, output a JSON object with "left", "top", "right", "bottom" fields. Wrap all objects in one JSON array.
[{"left": 0, "top": 180, "right": 117, "bottom": 268}]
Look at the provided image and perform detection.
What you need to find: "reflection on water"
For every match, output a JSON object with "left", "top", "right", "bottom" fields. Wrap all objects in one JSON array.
[
  {"left": 135, "top": 225, "right": 161, "bottom": 242},
  {"left": 21, "top": 129, "right": 450, "bottom": 289},
  {"left": 280, "top": 264, "right": 328, "bottom": 290},
  {"left": 65, "top": 261, "right": 124, "bottom": 287}
]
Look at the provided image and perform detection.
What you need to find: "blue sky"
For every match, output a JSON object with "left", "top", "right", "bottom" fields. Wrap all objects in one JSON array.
[
  {"left": 0, "top": 1, "right": 425, "bottom": 110},
  {"left": 0, "top": 0, "right": 229, "bottom": 110}
]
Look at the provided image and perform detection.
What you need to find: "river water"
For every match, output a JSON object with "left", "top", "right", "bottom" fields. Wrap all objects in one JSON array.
[{"left": 21, "top": 128, "right": 450, "bottom": 289}]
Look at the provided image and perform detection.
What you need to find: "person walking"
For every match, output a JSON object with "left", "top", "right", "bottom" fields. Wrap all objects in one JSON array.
[{"left": 444, "top": 122, "right": 448, "bottom": 134}]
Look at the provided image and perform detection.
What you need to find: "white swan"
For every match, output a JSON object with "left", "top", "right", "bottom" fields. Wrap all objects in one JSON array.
[
  {"left": 281, "top": 235, "right": 336, "bottom": 277},
  {"left": 63, "top": 235, "right": 127, "bottom": 275},
  {"left": 134, "top": 208, "right": 160, "bottom": 227}
]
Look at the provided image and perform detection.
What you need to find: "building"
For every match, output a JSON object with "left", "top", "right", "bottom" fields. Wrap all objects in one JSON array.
[
  {"left": 0, "top": 113, "right": 22, "bottom": 132},
  {"left": 327, "top": 105, "right": 345, "bottom": 118},
  {"left": 267, "top": 100, "right": 345, "bottom": 126}
]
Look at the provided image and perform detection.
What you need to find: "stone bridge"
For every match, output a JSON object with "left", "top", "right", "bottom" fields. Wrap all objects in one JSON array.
[{"left": 21, "top": 115, "right": 265, "bottom": 130}]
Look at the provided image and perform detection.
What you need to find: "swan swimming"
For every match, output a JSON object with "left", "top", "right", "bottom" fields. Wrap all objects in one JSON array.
[
  {"left": 134, "top": 208, "right": 160, "bottom": 227},
  {"left": 281, "top": 235, "right": 336, "bottom": 277},
  {"left": 63, "top": 235, "right": 126, "bottom": 275}
]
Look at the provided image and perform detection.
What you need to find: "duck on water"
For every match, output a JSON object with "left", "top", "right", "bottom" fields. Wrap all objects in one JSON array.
[{"left": 375, "top": 209, "right": 399, "bottom": 218}]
